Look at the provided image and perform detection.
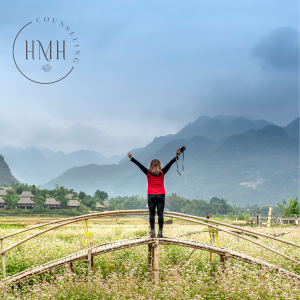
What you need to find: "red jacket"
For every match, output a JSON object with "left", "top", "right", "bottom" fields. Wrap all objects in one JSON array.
[{"left": 131, "top": 157, "right": 178, "bottom": 194}]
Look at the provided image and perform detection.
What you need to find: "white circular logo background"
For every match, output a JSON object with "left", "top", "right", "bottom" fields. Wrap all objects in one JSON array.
[{"left": 13, "top": 17, "right": 80, "bottom": 84}]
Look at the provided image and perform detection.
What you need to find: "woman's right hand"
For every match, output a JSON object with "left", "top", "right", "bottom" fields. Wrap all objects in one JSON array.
[
  {"left": 177, "top": 149, "right": 181, "bottom": 157},
  {"left": 128, "top": 152, "right": 132, "bottom": 159}
]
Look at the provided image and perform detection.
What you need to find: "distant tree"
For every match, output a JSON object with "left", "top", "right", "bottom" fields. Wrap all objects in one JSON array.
[
  {"left": 15, "top": 186, "right": 25, "bottom": 195},
  {"left": 278, "top": 197, "right": 299, "bottom": 217},
  {"left": 210, "top": 197, "right": 222, "bottom": 204},
  {"left": 94, "top": 190, "right": 108, "bottom": 201},
  {"left": 165, "top": 193, "right": 188, "bottom": 212},
  {"left": 33, "top": 196, "right": 47, "bottom": 212},
  {"left": 3, "top": 190, "right": 20, "bottom": 209},
  {"left": 79, "top": 191, "right": 86, "bottom": 200},
  {"left": 77, "top": 203, "right": 87, "bottom": 213},
  {"left": 58, "top": 194, "right": 68, "bottom": 209}
]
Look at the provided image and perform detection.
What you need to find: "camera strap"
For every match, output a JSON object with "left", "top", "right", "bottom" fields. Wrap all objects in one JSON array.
[{"left": 175, "top": 151, "right": 184, "bottom": 175}]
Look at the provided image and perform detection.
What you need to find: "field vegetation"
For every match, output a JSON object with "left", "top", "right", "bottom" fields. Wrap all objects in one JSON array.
[{"left": 0, "top": 218, "right": 299, "bottom": 299}]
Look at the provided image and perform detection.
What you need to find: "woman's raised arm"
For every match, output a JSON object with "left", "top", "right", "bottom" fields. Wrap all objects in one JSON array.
[
  {"left": 128, "top": 153, "right": 148, "bottom": 175},
  {"left": 161, "top": 149, "right": 181, "bottom": 175}
]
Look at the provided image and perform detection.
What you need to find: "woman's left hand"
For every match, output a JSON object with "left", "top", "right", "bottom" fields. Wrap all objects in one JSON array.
[{"left": 177, "top": 149, "right": 181, "bottom": 157}]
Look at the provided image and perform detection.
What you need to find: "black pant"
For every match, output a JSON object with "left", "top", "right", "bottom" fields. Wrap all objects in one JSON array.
[{"left": 148, "top": 194, "right": 165, "bottom": 231}]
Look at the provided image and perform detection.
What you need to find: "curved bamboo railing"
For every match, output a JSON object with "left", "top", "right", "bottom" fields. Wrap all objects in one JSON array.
[
  {"left": 1, "top": 210, "right": 299, "bottom": 248},
  {"left": 1, "top": 210, "right": 299, "bottom": 279},
  {"left": 3, "top": 236, "right": 300, "bottom": 285}
]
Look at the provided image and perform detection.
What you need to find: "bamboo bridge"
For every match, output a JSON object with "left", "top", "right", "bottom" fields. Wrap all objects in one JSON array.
[{"left": 0, "top": 210, "right": 300, "bottom": 285}]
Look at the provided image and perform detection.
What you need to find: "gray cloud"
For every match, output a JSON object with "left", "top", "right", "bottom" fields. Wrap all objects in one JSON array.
[
  {"left": 0, "top": 1, "right": 299, "bottom": 156},
  {"left": 251, "top": 26, "right": 299, "bottom": 71},
  {"left": 0, "top": 116, "right": 144, "bottom": 156}
]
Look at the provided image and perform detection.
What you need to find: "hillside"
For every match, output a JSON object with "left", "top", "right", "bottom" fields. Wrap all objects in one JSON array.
[
  {"left": 43, "top": 125, "right": 299, "bottom": 206},
  {"left": 0, "top": 155, "right": 18, "bottom": 185}
]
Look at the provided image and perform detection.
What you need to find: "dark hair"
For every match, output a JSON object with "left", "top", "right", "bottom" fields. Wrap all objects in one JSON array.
[{"left": 148, "top": 159, "right": 162, "bottom": 175}]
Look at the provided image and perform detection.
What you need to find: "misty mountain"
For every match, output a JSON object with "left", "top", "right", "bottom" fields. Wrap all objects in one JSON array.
[
  {"left": 0, "top": 147, "right": 123, "bottom": 185},
  {"left": 118, "top": 115, "right": 274, "bottom": 164},
  {"left": 43, "top": 125, "right": 299, "bottom": 206},
  {"left": 284, "top": 117, "right": 299, "bottom": 140},
  {"left": 42, "top": 135, "right": 217, "bottom": 193},
  {"left": 0, "top": 155, "right": 18, "bottom": 186}
]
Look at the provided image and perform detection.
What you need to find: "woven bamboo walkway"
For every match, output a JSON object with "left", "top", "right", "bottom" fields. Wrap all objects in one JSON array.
[{"left": 3, "top": 237, "right": 300, "bottom": 285}]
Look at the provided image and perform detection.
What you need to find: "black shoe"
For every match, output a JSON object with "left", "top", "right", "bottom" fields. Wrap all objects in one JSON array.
[
  {"left": 150, "top": 230, "right": 156, "bottom": 238},
  {"left": 157, "top": 231, "right": 163, "bottom": 238}
]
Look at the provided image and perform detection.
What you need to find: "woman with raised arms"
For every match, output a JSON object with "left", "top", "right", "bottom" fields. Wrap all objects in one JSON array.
[{"left": 128, "top": 149, "right": 181, "bottom": 238}]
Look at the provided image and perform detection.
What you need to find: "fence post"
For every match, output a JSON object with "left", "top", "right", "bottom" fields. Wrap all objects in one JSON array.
[
  {"left": 225, "top": 253, "right": 230, "bottom": 266},
  {"left": 1, "top": 239, "right": 6, "bottom": 279},
  {"left": 219, "top": 254, "right": 225, "bottom": 267},
  {"left": 88, "top": 248, "right": 92, "bottom": 271},
  {"left": 90, "top": 241, "right": 94, "bottom": 268},
  {"left": 266, "top": 204, "right": 272, "bottom": 236},
  {"left": 220, "top": 253, "right": 230, "bottom": 268},
  {"left": 256, "top": 213, "right": 261, "bottom": 227},
  {"left": 148, "top": 226, "right": 153, "bottom": 272},
  {"left": 153, "top": 239, "right": 159, "bottom": 284},
  {"left": 66, "top": 262, "right": 75, "bottom": 273}
]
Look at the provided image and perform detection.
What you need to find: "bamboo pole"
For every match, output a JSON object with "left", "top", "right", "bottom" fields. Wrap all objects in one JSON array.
[
  {"left": 266, "top": 204, "right": 272, "bottom": 236},
  {"left": 225, "top": 253, "right": 230, "bottom": 266},
  {"left": 163, "top": 214, "right": 300, "bottom": 265},
  {"left": 1, "top": 239, "right": 5, "bottom": 279},
  {"left": 148, "top": 226, "right": 153, "bottom": 272},
  {"left": 90, "top": 241, "right": 94, "bottom": 268},
  {"left": 153, "top": 239, "right": 159, "bottom": 284},
  {"left": 219, "top": 254, "right": 225, "bottom": 267},
  {"left": 88, "top": 249, "right": 92, "bottom": 271},
  {"left": 66, "top": 263, "right": 74, "bottom": 273}
]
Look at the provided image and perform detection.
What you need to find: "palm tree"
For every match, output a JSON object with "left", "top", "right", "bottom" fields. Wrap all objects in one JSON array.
[{"left": 278, "top": 197, "right": 299, "bottom": 217}]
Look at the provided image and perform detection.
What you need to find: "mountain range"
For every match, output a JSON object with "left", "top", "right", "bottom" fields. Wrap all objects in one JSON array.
[
  {"left": 42, "top": 116, "right": 300, "bottom": 206},
  {"left": 0, "top": 147, "right": 123, "bottom": 185}
]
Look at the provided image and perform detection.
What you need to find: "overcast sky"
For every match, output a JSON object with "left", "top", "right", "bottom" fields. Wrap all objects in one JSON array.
[{"left": 0, "top": 0, "right": 298, "bottom": 156}]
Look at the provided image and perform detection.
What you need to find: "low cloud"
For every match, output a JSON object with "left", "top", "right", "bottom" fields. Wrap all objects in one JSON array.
[
  {"left": 251, "top": 26, "right": 299, "bottom": 71},
  {"left": 0, "top": 115, "right": 146, "bottom": 156}
]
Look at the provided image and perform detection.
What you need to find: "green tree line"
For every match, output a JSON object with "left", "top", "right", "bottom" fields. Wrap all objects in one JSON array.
[{"left": 0, "top": 183, "right": 108, "bottom": 214}]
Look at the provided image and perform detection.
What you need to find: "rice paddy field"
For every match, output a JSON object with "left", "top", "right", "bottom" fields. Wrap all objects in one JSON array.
[{"left": 0, "top": 216, "right": 299, "bottom": 299}]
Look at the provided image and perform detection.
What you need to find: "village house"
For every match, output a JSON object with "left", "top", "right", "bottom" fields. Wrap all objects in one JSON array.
[
  {"left": 65, "top": 194, "right": 74, "bottom": 200},
  {"left": 96, "top": 202, "right": 107, "bottom": 211},
  {"left": 0, "top": 197, "right": 6, "bottom": 209},
  {"left": 0, "top": 189, "right": 7, "bottom": 196},
  {"left": 20, "top": 191, "right": 35, "bottom": 198},
  {"left": 45, "top": 198, "right": 60, "bottom": 209},
  {"left": 17, "top": 191, "right": 35, "bottom": 209},
  {"left": 68, "top": 199, "right": 80, "bottom": 209},
  {"left": 0, "top": 187, "right": 13, "bottom": 191},
  {"left": 17, "top": 198, "right": 35, "bottom": 209}
]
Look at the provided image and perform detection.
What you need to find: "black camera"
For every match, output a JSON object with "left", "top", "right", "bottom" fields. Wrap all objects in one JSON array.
[{"left": 180, "top": 146, "right": 186, "bottom": 152}]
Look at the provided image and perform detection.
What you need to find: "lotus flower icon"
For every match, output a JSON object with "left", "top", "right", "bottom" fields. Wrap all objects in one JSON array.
[{"left": 41, "top": 64, "right": 52, "bottom": 72}]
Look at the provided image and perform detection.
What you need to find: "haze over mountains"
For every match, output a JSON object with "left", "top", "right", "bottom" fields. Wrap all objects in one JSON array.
[
  {"left": 0, "top": 147, "right": 123, "bottom": 185},
  {"left": 40, "top": 116, "right": 299, "bottom": 206}
]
